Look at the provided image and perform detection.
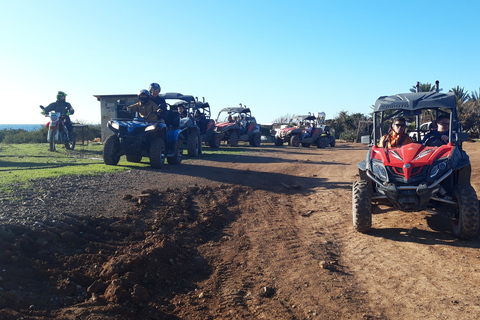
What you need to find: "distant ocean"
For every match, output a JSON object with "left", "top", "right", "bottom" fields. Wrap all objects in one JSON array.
[{"left": 0, "top": 124, "right": 45, "bottom": 131}]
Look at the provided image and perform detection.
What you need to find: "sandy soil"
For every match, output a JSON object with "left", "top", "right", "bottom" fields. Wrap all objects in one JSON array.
[{"left": 1, "top": 142, "right": 480, "bottom": 319}]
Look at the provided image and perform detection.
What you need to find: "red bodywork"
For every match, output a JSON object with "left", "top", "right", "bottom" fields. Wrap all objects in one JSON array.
[{"left": 371, "top": 143, "right": 454, "bottom": 181}]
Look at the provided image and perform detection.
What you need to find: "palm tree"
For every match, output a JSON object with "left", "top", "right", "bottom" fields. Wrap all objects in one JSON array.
[
  {"left": 469, "top": 90, "right": 479, "bottom": 102},
  {"left": 409, "top": 82, "right": 436, "bottom": 92},
  {"left": 450, "top": 86, "right": 470, "bottom": 103}
]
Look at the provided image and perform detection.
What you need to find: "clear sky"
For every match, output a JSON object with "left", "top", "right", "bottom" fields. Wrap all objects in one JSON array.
[{"left": 1, "top": 0, "right": 479, "bottom": 125}]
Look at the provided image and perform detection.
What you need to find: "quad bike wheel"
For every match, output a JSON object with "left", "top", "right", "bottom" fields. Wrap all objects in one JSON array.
[
  {"left": 329, "top": 137, "right": 336, "bottom": 147},
  {"left": 352, "top": 180, "right": 372, "bottom": 232},
  {"left": 187, "top": 131, "right": 200, "bottom": 157},
  {"left": 275, "top": 137, "right": 284, "bottom": 146},
  {"left": 250, "top": 133, "right": 261, "bottom": 147},
  {"left": 452, "top": 184, "right": 480, "bottom": 239},
  {"left": 103, "top": 134, "right": 121, "bottom": 165},
  {"left": 167, "top": 138, "right": 183, "bottom": 165},
  {"left": 229, "top": 131, "right": 239, "bottom": 147},
  {"left": 209, "top": 133, "right": 221, "bottom": 149},
  {"left": 126, "top": 155, "right": 142, "bottom": 163},
  {"left": 290, "top": 135, "right": 301, "bottom": 147},
  {"left": 316, "top": 137, "right": 328, "bottom": 148},
  {"left": 149, "top": 137, "right": 165, "bottom": 169}
]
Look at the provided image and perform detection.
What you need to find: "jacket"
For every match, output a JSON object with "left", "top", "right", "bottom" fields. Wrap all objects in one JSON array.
[
  {"left": 128, "top": 100, "right": 159, "bottom": 121},
  {"left": 44, "top": 101, "right": 75, "bottom": 115},
  {"left": 378, "top": 131, "right": 413, "bottom": 148}
]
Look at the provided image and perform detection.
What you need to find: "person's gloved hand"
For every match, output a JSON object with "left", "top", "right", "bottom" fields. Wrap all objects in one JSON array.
[
  {"left": 66, "top": 112, "right": 71, "bottom": 116},
  {"left": 41, "top": 110, "right": 46, "bottom": 115}
]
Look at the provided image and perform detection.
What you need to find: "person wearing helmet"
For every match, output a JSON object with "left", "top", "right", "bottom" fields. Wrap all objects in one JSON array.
[
  {"left": 148, "top": 82, "right": 168, "bottom": 123},
  {"left": 42, "top": 91, "right": 75, "bottom": 140},
  {"left": 125, "top": 89, "right": 160, "bottom": 121}
]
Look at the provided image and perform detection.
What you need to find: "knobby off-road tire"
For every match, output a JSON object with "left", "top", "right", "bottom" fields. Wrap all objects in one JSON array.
[
  {"left": 352, "top": 180, "right": 372, "bottom": 232},
  {"left": 187, "top": 132, "right": 200, "bottom": 157},
  {"left": 167, "top": 138, "right": 183, "bottom": 165},
  {"left": 103, "top": 134, "right": 121, "bottom": 165},
  {"left": 316, "top": 137, "right": 328, "bottom": 148},
  {"left": 330, "top": 137, "right": 336, "bottom": 147},
  {"left": 229, "top": 131, "right": 239, "bottom": 147},
  {"left": 149, "top": 137, "right": 165, "bottom": 169},
  {"left": 209, "top": 133, "right": 221, "bottom": 149},
  {"left": 452, "top": 184, "right": 480, "bottom": 239},
  {"left": 290, "top": 135, "right": 301, "bottom": 147},
  {"left": 275, "top": 137, "right": 283, "bottom": 146},
  {"left": 49, "top": 128, "right": 56, "bottom": 152},
  {"left": 198, "top": 134, "right": 203, "bottom": 155},
  {"left": 126, "top": 155, "right": 142, "bottom": 163},
  {"left": 250, "top": 133, "right": 261, "bottom": 147},
  {"left": 65, "top": 132, "right": 76, "bottom": 150}
]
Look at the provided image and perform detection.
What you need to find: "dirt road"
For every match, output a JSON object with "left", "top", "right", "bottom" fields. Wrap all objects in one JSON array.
[{"left": 1, "top": 142, "right": 480, "bottom": 319}]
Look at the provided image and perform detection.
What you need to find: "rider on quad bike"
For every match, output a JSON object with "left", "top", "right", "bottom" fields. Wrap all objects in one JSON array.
[{"left": 353, "top": 82, "right": 479, "bottom": 239}]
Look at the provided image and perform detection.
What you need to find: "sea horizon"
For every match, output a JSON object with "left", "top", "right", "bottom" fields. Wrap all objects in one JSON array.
[{"left": 0, "top": 124, "right": 45, "bottom": 131}]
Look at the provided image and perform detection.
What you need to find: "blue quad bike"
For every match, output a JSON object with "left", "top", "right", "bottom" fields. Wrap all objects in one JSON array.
[{"left": 103, "top": 112, "right": 184, "bottom": 169}]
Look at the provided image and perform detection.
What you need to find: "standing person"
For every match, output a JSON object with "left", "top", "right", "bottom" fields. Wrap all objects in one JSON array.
[
  {"left": 41, "top": 91, "right": 75, "bottom": 140},
  {"left": 422, "top": 114, "right": 450, "bottom": 146},
  {"left": 126, "top": 90, "right": 160, "bottom": 121},
  {"left": 149, "top": 83, "right": 168, "bottom": 123},
  {"left": 378, "top": 117, "right": 413, "bottom": 148}
]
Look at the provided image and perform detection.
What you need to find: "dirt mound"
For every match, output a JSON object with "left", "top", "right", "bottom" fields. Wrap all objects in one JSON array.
[{"left": 0, "top": 185, "right": 252, "bottom": 319}]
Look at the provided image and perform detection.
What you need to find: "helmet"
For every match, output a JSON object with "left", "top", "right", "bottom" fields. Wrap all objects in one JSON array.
[
  {"left": 149, "top": 83, "right": 161, "bottom": 93},
  {"left": 57, "top": 91, "right": 67, "bottom": 100},
  {"left": 138, "top": 89, "right": 150, "bottom": 104}
]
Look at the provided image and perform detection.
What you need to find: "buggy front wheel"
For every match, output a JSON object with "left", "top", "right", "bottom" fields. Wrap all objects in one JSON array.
[
  {"left": 352, "top": 180, "right": 372, "bottom": 232},
  {"left": 452, "top": 184, "right": 480, "bottom": 239}
]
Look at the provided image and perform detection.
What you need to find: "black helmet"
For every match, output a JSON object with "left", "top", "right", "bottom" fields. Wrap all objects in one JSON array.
[
  {"left": 138, "top": 89, "right": 150, "bottom": 104},
  {"left": 149, "top": 83, "right": 161, "bottom": 93}
]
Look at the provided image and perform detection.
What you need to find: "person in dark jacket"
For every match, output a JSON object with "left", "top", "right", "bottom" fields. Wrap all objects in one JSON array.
[
  {"left": 42, "top": 91, "right": 75, "bottom": 139},
  {"left": 149, "top": 83, "right": 168, "bottom": 123},
  {"left": 422, "top": 114, "right": 450, "bottom": 146}
]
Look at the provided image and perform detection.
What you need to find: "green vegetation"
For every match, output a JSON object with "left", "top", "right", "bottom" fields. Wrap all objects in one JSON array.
[
  {"left": 0, "top": 124, "right": 102, "bottom": 144},
  {"left": 0, "top": 142, "right": 247, "bottom": 196}
]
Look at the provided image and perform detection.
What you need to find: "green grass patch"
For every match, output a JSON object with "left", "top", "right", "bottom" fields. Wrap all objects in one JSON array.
[{"left": 0, "top": 143, "right": 248, "bottom": 196}]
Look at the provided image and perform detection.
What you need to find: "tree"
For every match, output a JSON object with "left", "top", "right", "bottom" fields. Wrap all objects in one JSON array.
[
  {"left": 271, "top": 114, "right": 293, "bottom": 124},
  {"left": 450, "top": 86, "right": 470, "bottom": 103},
  {"left": 469, "top": 90, "right": 479, "bottom": 102},
  {"left": 410, "top": 82, "right": 435, "bottom": 93}
]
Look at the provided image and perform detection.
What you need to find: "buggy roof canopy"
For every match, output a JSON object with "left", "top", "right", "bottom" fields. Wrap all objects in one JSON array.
[
  {"left": 218, "top": 107, "right": 251, "bottom": 114},
  {"left": 292, "top": 115, "right": 316, "bottom": 121},
  {"left": 160, "top": 92, "right": 196, "bottom": 103},
  {"left": 374, "top": 91, "right": 456, "bottom": 112}
]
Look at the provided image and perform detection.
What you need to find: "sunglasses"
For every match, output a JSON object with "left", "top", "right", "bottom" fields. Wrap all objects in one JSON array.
[{"left": 394, "top": 123, "right": 406, "bottom": 127}]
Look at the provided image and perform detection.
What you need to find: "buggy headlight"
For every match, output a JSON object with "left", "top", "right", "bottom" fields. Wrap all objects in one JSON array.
[
  {"left": 145, "top": 125, "right": 156, "bottom": 131},
  {"left": 429, "top": 162, "right": 448, "bottom": 179},
  {"left": 111, "top": 122, "right": 120, "bottom": 130},
  {"left": 372, "top": 161, "right": 388, "bottom": 180}
]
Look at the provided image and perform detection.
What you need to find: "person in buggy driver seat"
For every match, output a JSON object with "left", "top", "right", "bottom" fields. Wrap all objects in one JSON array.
[
  {"left": 378, "top": 116, "right": 413, "bottom": 148},
  {"left": 422, "top": 114, "right": 450, "bottom": 146},
  {"left": 41, "top": 91, "right": 75, "bottom": 140},
  {"left": 126, "top": 89, "right": 160, "bottom": 122}
]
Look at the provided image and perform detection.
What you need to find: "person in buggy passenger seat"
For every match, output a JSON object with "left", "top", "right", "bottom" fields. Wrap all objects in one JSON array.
[{"left": 377, "top": 116, "right": 413, "bottom": 148}]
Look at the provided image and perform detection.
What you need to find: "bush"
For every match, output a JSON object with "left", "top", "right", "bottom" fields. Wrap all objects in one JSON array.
[
  {"left": 339, "top": 130, "right": 357, "bottom": 142},
  {"left": 0, "top": 124, "right": 101, "bottom": 144}
]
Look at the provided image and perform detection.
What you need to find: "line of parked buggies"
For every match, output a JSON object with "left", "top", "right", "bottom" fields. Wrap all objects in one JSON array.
[{"left": 103, "top": 93, "right": 264, "bottom": 169}]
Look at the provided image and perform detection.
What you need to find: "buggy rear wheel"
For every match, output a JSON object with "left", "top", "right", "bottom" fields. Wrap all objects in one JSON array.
[
  {"left": 352, "top": 180, "right": 372, "bottom": 232},
  {"left": 452, "top": 184, "right": 480, "bottom": 239},
  {"left": 250, "top": 133, "right": 261, "bottom": 147},
  {"left": 187, "top": 131, "right": 200, "bottom": 157},
  {"left": 209, "top": 133, "right": 221, "bottom": 149}
]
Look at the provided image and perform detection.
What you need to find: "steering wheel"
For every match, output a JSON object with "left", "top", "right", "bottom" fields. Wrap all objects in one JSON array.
[{"left": 423, "top": 135, "right": 446, "bottom": 147}]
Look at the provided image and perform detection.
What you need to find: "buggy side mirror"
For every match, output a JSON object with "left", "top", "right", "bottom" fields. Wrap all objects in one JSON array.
[{"left": 455, "top": 132, "right": 469, "bottom": 143}]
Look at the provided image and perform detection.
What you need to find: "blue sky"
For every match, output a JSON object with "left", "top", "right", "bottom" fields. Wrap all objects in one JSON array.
[{"left": 1, "top": 0, "right": 479, "bottom": 125}]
